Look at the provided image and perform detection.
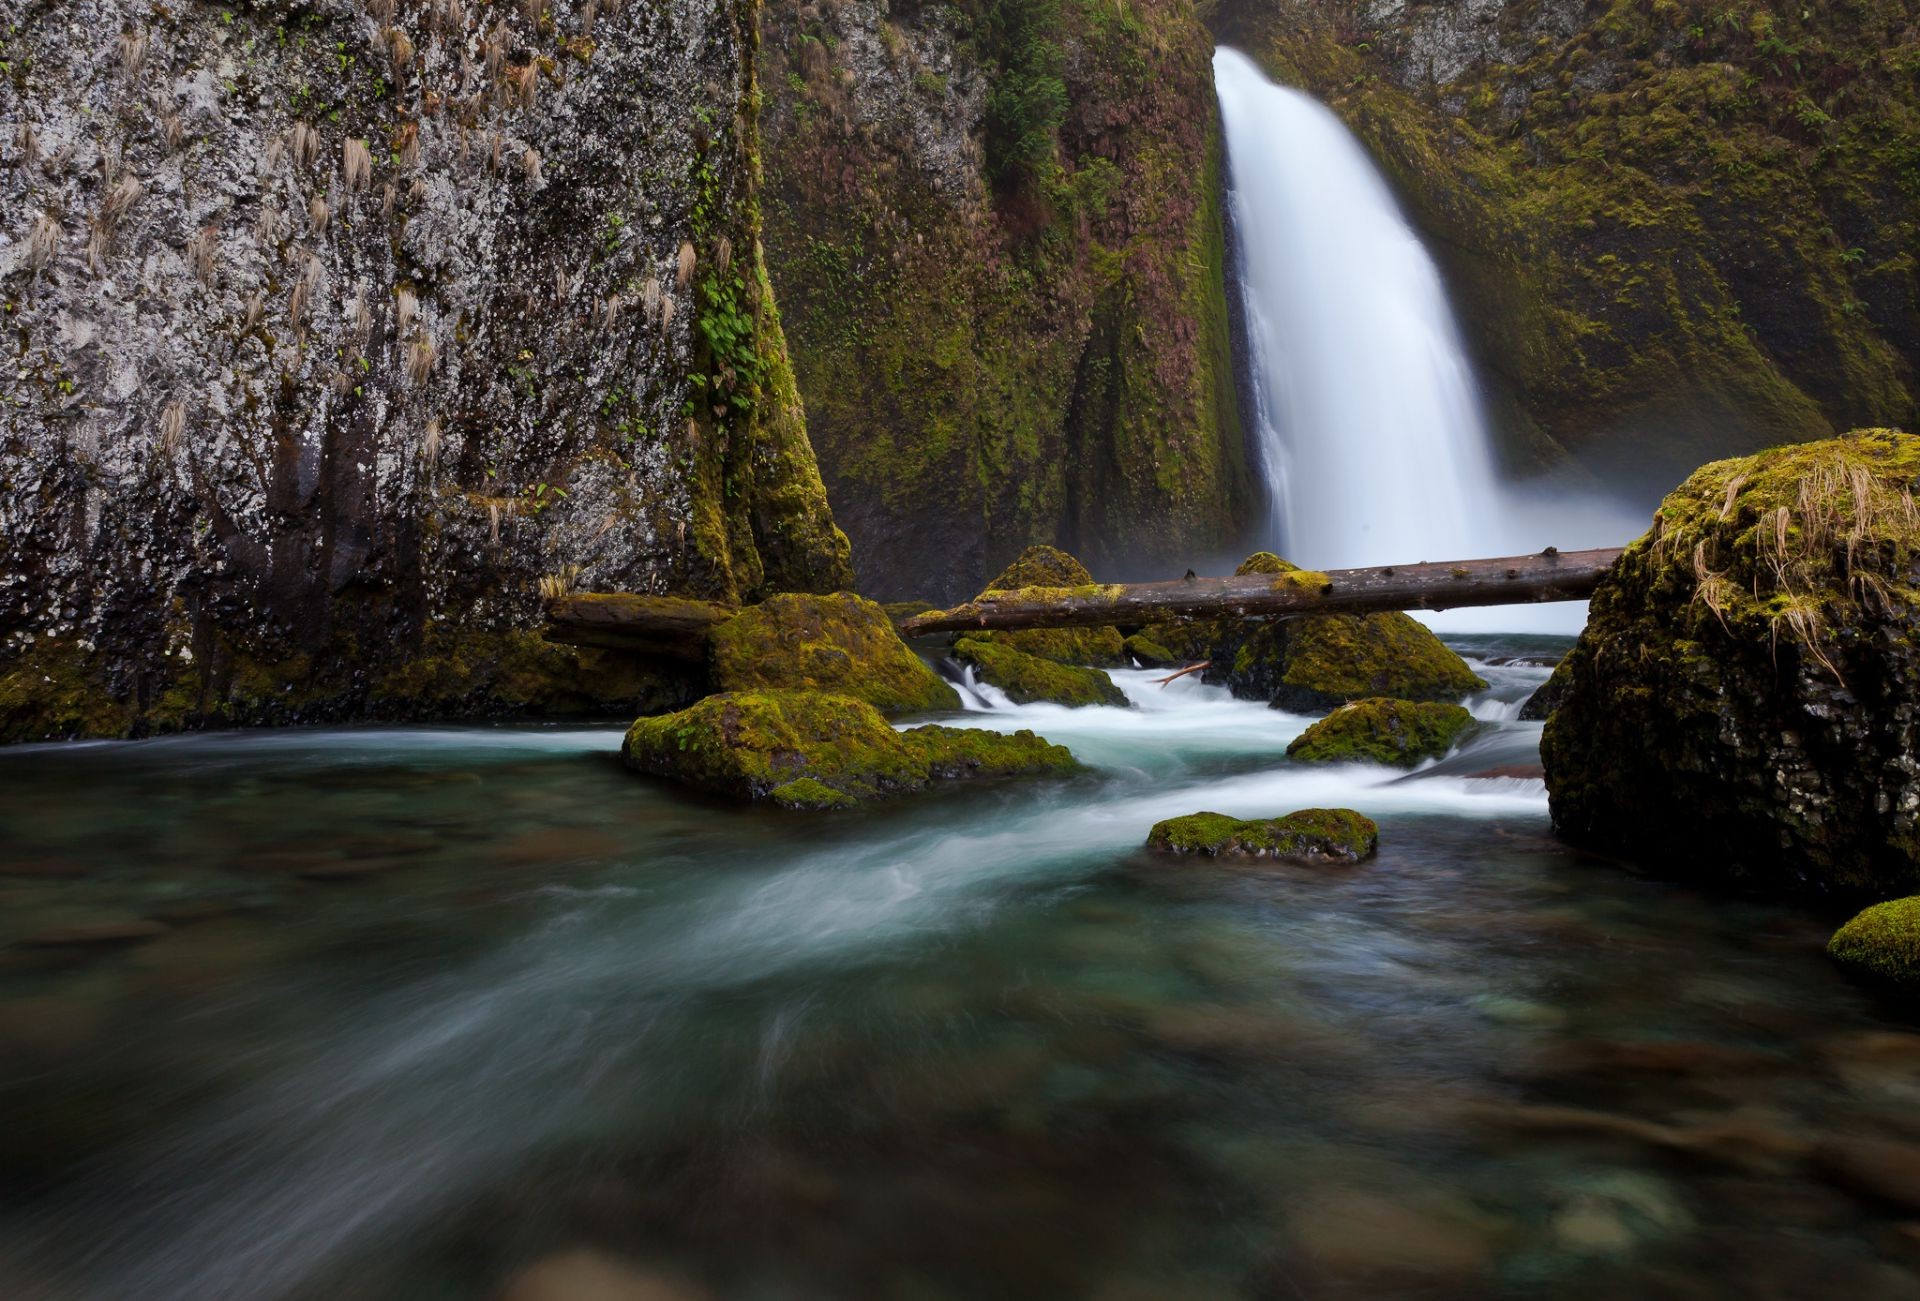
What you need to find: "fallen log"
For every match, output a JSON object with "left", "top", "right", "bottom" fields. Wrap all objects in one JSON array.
[
  {"left": 898, "top": 547, "right": 1624, "bottom": 637},
  {"left": 543, "top": 592, "right": 735, "bottom": 659}
]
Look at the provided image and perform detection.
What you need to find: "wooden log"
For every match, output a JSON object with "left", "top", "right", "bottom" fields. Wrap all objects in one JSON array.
[
  {"left": 543, "top": 593, "right": 735, "bottom": 659},
  {"left": 898, "top": 547, "right": 1624, "bottom": 637}
]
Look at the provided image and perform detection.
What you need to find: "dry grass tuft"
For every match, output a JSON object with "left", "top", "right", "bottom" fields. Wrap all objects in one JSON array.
[
  {"left": 243, "top": 290, "right": 265, "bottom": 332},
  {"left": 161, "top": 111, "right": 185, "bottom": 152},
  {"left": 396, "top": 121, "right": 421, "bottom": 170},
  {"left": 508, "top": 62, "right": 539, "bottom": 109},
  {"left": 158, "top": 399, "right": 186, "bottom": 455},
  {"left": 408, "top": 177, "right": 428, "bottom": 207},
  {"left": 28, "top": 214, "right": 62, "bottom": 273},
  {"left": 714, "top": 234, "right": 733, "bottom": 275},
  {"left": 256, "top": 203, "right": 281, "bottom": 246},
  {"left": 388, "top": 28, "right": 416, "bottom": 76},
  {"left": 189, "top": 225, "right": 218, "bottom": 287},
  {"left": 423, "top": 416, "right": 443, "bottom": 463},
  {"left": 396, "top": 287, "right": 419, "bottom": 337},
  {"left": 659, "top": 295, "right": 675, "bottom": 334},
  {"left": 17, "top": 121, "right": 38, "bottom": 167},
  {"left": 368, "top": 0, "right": 396, "bottom": 23},
  {"left": 118, "top": 29, "right": 149, "bottom": 82},
  {"left": 521, "top": 147, "right": 543, "bottom": 185},
  {"left": 598, "top": 293, "right": 622, "bottom": 332},
  {"left": 642, "top": 276, "right": 661, "bottom": 320},
  {"left": 381, "top": 182, "right": 397, "bottom": 218},
  {"left": 406, "top": 333, "right": 436, "bottom": 385},
  {"left": 343, "top": 138, "right": 373, "bottom": 193},
  {"left": 538, "top": 565, "right": 582, "bottom": 602},
  {"left": 101, "top": 174, "right": 144, "bottom": 227},
  {"left": 676, "top": 241, "right": 696, "bottom": 289},
  {"left": 308, "top": 194, "right": 330, "bottom": 235},
  {"left": 291, "top": 122, "right": 320, "bottom": 171}
]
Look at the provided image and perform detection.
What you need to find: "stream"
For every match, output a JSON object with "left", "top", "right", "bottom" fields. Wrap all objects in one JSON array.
[{"left": 2, "top": 637, "right": 1917, "bottom": 1298}]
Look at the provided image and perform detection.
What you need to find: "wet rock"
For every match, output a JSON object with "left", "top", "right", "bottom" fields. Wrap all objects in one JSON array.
[
  {"left": 20, "top": 919, "right": 169, "bottom": 947},
  {"left": 1517, "top": 658, "right": 1573, "bottom": 721},
  {"left": 1814, "top": 1136, "right": 1920, "bottom": 1213},
  {"left": 1281, "top": 1189, "right": 1497, "bottom": 1288},
  {"left": 1820, "top": 1031, "right": 1920, "bottom": 1107},
  {"left": 710, "top": 592, "right": 960, "bottom": 715},
  {"left": 1829, "top": 898, "right": 1920, "bottom": 992},
  {"left": 622, "top": 691, "right": 1077, "bottom": 806},
  {"left": 1285, "top": 698, "right": 1476, "bottom": 767},
  {"left": 1544, "top": 431, "right": 1920, "bottom": 897},
  {"left": 1120, "top": 633, "right": 1177, "bottom": 667},
  {"left": 1144, "top": 809, "right": 1378, "bottom": 863},
  {"left": 950, "top": 638, "right": 1128, "bottom": 708},
  {"left": 496, "top": 1251, "right": 711, "bottom": 1301}
]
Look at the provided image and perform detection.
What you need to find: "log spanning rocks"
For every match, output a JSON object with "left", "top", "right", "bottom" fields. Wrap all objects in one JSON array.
[
  {"left": 1543, "top": 430, "right": 1920, "bottom": 900},
  {"left": 897, "top": 547, "right": 1621, "bottom": 637}
]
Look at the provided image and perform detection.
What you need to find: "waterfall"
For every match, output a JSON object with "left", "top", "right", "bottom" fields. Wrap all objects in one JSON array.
[{"left": 1213, "top": 48, "right": 1643, "bottom": 631}]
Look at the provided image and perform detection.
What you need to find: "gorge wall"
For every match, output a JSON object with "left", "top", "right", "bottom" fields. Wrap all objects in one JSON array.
[
  {"left": 1, "top": 0, "right": 851, "bottom": 740},
  {"left": 757, "top": 0, "right": 1255, "bottom": 603},
  {"left": 1210, "top": 0, "right": 1920, "bottom": 494}
]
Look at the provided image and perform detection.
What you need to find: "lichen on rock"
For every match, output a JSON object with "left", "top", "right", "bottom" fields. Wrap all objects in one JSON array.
[
  {"left": 1829, "top": 898, "right": 1920, "bottom": 993},
  {"left": 1543, "top": 429, "right": 1920, "bottom": 897},
  {"left": 708, "top": 592, "right": 959, "bottom": 714},
  {"left": 951, "top": 637, "right": 1128, "bottom": 708},
  {"left": 1144, "top": 808, "right": 1379, "bottom": 863},
  {"left": 621, "top": 689, "right": 1076, "bottom": 806},
  {"left": 1287, "top": 699, "right": 1477, "bottom": 767}
]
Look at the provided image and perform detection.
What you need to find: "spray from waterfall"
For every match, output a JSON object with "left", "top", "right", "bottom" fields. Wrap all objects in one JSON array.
[{"left": 1213, "top": 47, "right": 1646, "bottom": 631}]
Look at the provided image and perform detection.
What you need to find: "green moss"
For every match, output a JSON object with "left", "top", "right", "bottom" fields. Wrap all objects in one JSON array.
[
  {"left": 621, "top": 689, "right": 1077, "bottom": 806},
  {"left": 951, "top": 637, "right": 1128, "bottom": 707},
  {"left": 0, "top": 640, "right": 136, "bottom": 742},
  {"left": 1233, "top": 611, "right": 1487, "bottom": 714},
  {"left": 1286, "top": 698, "right": 1477, "bottom": 767},
  {"left": 1121, "top": 633, "right": 1175, "bottom": 666},
  {"left": 769, "top": 777, "right": 859, "bottom": 810},
  {"left": 709, "top": 592, "right": 960, "bottom": 714},
  {"left": 975, "top": 546, "right": 1129, "bottom": 664},
  {"left": 1829, "top": 898, "right": 1920, "bottom": 992},
  {"left": 1235, "top": 551, "right": 1295, "bottom": 576},
  {"left": 1144, "top": 808, "right": 1379, "bottom": 862},
  {"left": 985, "top": 544, "right": 1095, "bottom": 591}
]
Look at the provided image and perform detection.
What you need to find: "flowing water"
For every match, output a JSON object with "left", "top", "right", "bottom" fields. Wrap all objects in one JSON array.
[
  {"left": 3, "top": 646, "right": 1918, "bottom": 1300},
  {"left": 1212, "top": 48, "right": 1648, "bottom": 632}
]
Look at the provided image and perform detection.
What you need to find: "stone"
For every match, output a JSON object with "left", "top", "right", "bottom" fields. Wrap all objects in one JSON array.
[
  {"left": 1517, "top": 658, "right": 1573, "bottom": 721},
  {"left": 1144, "top": 808, "right": 1378, "bottom": 863},
  {"left": 621, "top": 691, "right": 1077, "bottom": 806},
  {"left": 1120, "top": 633, "right": 1177, "bottom": 667},
  {"left": 1814, "top": 1137, "right": 1920, "bottom": 1213},
  {"left": 950, "top": 638, "right": 1128, "bottom": 708},
  {"left": 1544, "top": 430, "right": 1920, "bottom": 897},
  {"left": 969, "top": 547, "right": 1128, "bottom": 666},
  {"left": 1829, "top": 898, "right": 1920, "bottom": 992},
  {"left": 709, "top": 592, "right": 960, "bottom": 714},
  {"left": 1286, "top": 698, "right": 1476, "bottom": 766}
]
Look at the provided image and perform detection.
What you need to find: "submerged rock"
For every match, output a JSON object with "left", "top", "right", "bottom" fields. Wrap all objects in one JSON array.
[
  {"left": 709, "top": 593, "right": 959, "bottom": 715},
  {"left": 1287, "top": 699, "right": 1476, "bottom": 767},
  {"left": 621, "top": 691, "right": 1076, "bottom": 806},
  {"left": 1144, "top": 809, "right": 1378, "bottom": 863},
  {"left": 970, "top": 547, "right": 1127, "bottom": 666},
  {"left": 951, "top": 638, "right": 1128, "bottom": 708},
  {"left": 1828, "top": 898, "right": 1920, "bottom": 993},
  {"left": 1543, "top": 430, "right": 1920, "bottom": 897}
]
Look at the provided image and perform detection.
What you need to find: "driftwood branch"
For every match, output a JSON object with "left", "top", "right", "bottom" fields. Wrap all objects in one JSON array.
[
  {"left": 543, "top": 593, "right": 734, "bottom": 659},
  {"left": 899, "top": 547, "right": 1624, "bottom": 637},
  {"left": 1156, "top": 660, "right": 1211, "bottom": 687}
]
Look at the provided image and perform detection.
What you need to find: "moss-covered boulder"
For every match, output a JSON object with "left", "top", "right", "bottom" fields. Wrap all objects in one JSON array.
[
  {"left": 709, "top": 593, "right": 959, "bottom": 715},
  {"left": 951, "top": 639, "right": 1129, "bottom": 709},
  {"left": 1144, "top": 809, "right": 1378, "bottom": 864},
  {"left": 969, "top": 547, "right": 1128, "bottom": 667},
  {"left": 1287, "top": 699, "right": 1477, "bottom": 767},
  {"left": 1517, "top": 660, "right": 1574, "bottom": 723},
  {"left": 1829, "top": 899, "right": 1920, "bottom": 993},
  {"left": 1226, "top": 612, "right": 1487, "bottom": 714},
  {"left": 622, "top": 691, "right": 1076, "bottom": 807},
  {"left": 1543, "top": 431, "right": 1920, "bottom": 897},
  {"left": 1122, "top": 634, "right": 1177, "bottom": 667}
]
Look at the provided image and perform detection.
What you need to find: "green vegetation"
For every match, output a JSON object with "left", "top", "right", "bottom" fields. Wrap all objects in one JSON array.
[
  {"left": 1286, "top": 698, "right": 1477, "bottom": 767},
  {"left": 621, "top": 690, "right": 1077, "bottom": 806},
  {"left": 1829, "top": 898, "right": 1920, "bottom": 992},
  {"left": 972, "top": 546, "right": 1128, "bottom": 665},
  {"left": 951, "top": 637, "right": 1128, "bottom": 707},
  {"left": 709, "top": 592, "right": 960, "bottom": 714},
  {"left": 1144, "top": 808, "right": 1379, "bottom": 862}
]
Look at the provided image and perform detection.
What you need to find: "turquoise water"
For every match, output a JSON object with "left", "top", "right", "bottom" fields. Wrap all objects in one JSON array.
[{"left": 1, "top": 642, "right": 1915, "bottom": 1299}]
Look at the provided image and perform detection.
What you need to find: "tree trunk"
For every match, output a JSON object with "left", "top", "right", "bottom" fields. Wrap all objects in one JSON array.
[
  {"left": 896, "top": 548, "right": 1623, "bottom": 637},
  {"left": 542, "top": 593, "right": 735, "bottom": 660}
]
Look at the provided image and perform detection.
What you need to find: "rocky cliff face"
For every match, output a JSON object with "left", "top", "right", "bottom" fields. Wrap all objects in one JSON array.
[
  {"left": 757, "top": 0, "right": 1255, "bottom": 603},
  {"left": 0, "top": 0, "right": 851, "bottom": 740},
  {"left": 1210, "top": 0, "right": 1919, "bottom": 495}
]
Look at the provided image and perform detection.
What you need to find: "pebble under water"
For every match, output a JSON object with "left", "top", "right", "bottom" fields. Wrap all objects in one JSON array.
[{"left": 2, "top": 638, "right": 1918, "bottom": 1300}]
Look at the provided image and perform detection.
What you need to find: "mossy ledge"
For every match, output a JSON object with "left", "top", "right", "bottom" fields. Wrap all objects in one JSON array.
[
  {"left": 1829, "top": 898, "right": 1920, "bottom": 994},
  {"left": 951, "top": 639, "right": 1129, "bottom": 709},
  {"left": 1144, "top": 809, "right": 1379, "bottom": 864},
  {"left": 1287, "top": 699, "right": 1478, "bottom": 768},
  {"left": 621, "top": 690, "right": 1077, "bottom": 807}
]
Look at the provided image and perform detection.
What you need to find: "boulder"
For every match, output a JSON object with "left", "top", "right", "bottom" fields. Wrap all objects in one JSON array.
[
  {"left": 621, "top": 691, "right": 1076, "bottom": 806},
  {"left": 951, "top": 638, "right": 1129, "bottom": 708},
  {"left": 709, "top": 592, "right": 959, "bottom": 715},
  {"left": 1226, "top": 611, "right": 1487, "bottom": 714},
  {"left": 1287, "top": 699, "right": 1477, "bottom": 767},
  {"left": 1518, "top": 659, "right": 1573, "bottom": 721},
  {"left": 1144, "top": 809, "right": 1378, "bottom": 863},
  {"left": 1121, "top": 633, "right": 1177, "bottom": 667},
  {"left": 971, "top": 546, "right": 1127, "bottom": 666},
  {"left": 1543, "top": 430, "right": 1920, "bottom": 897},
  {"left": 1829, "top": 898, "right": 1920, "bottom": 993}
]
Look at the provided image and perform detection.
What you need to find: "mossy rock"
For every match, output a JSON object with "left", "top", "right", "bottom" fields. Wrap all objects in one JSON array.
[
  {"left": 622, "top": 690, "right": 1076, "bottom": 807},
  {"left": 952, "top": 638, "right": 1129, "bottom": 708},
  {"left": 1517, "top": 659, "right": 1573, "bottom": 722},
  {"left": 1286, "top": 699, "right": 1477, "bottom": 767},
  {"left": 1225, "top": 611, "right": 1487, "bottom": 714},
  {"left": 1829, "top": 898, "right": 1920, "bottom": 993},
  {"left": 1122, "top": 633, "right": 1176, "bottom": 667},
  {"left": 974, "top": 547, "right": 1127, "bottom": 666},
  {"left": 1544, "top": 430, "right": 1920, "bottom": 897},
  {"left": 1144, "top": 808, "right": 1378, "bottom": 863},
  {"left": 709, "top": 592, "right": 959, "bottom": 715}
]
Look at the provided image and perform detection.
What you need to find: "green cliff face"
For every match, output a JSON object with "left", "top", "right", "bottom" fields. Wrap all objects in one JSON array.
[
  {"left": 1210, "top": 0, "right": 1919, "bottom": 494},
  {"left": 758, "top": 0, "right": 1256, "bottom": 602},
  {"left": 1, "top": 0, "right": 849, "bottom": 742}
]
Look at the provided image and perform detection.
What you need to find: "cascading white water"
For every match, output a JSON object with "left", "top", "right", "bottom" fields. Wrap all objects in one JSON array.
[{"left": 1213, "top": 48, "right": 1644, "bottom": 630}]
